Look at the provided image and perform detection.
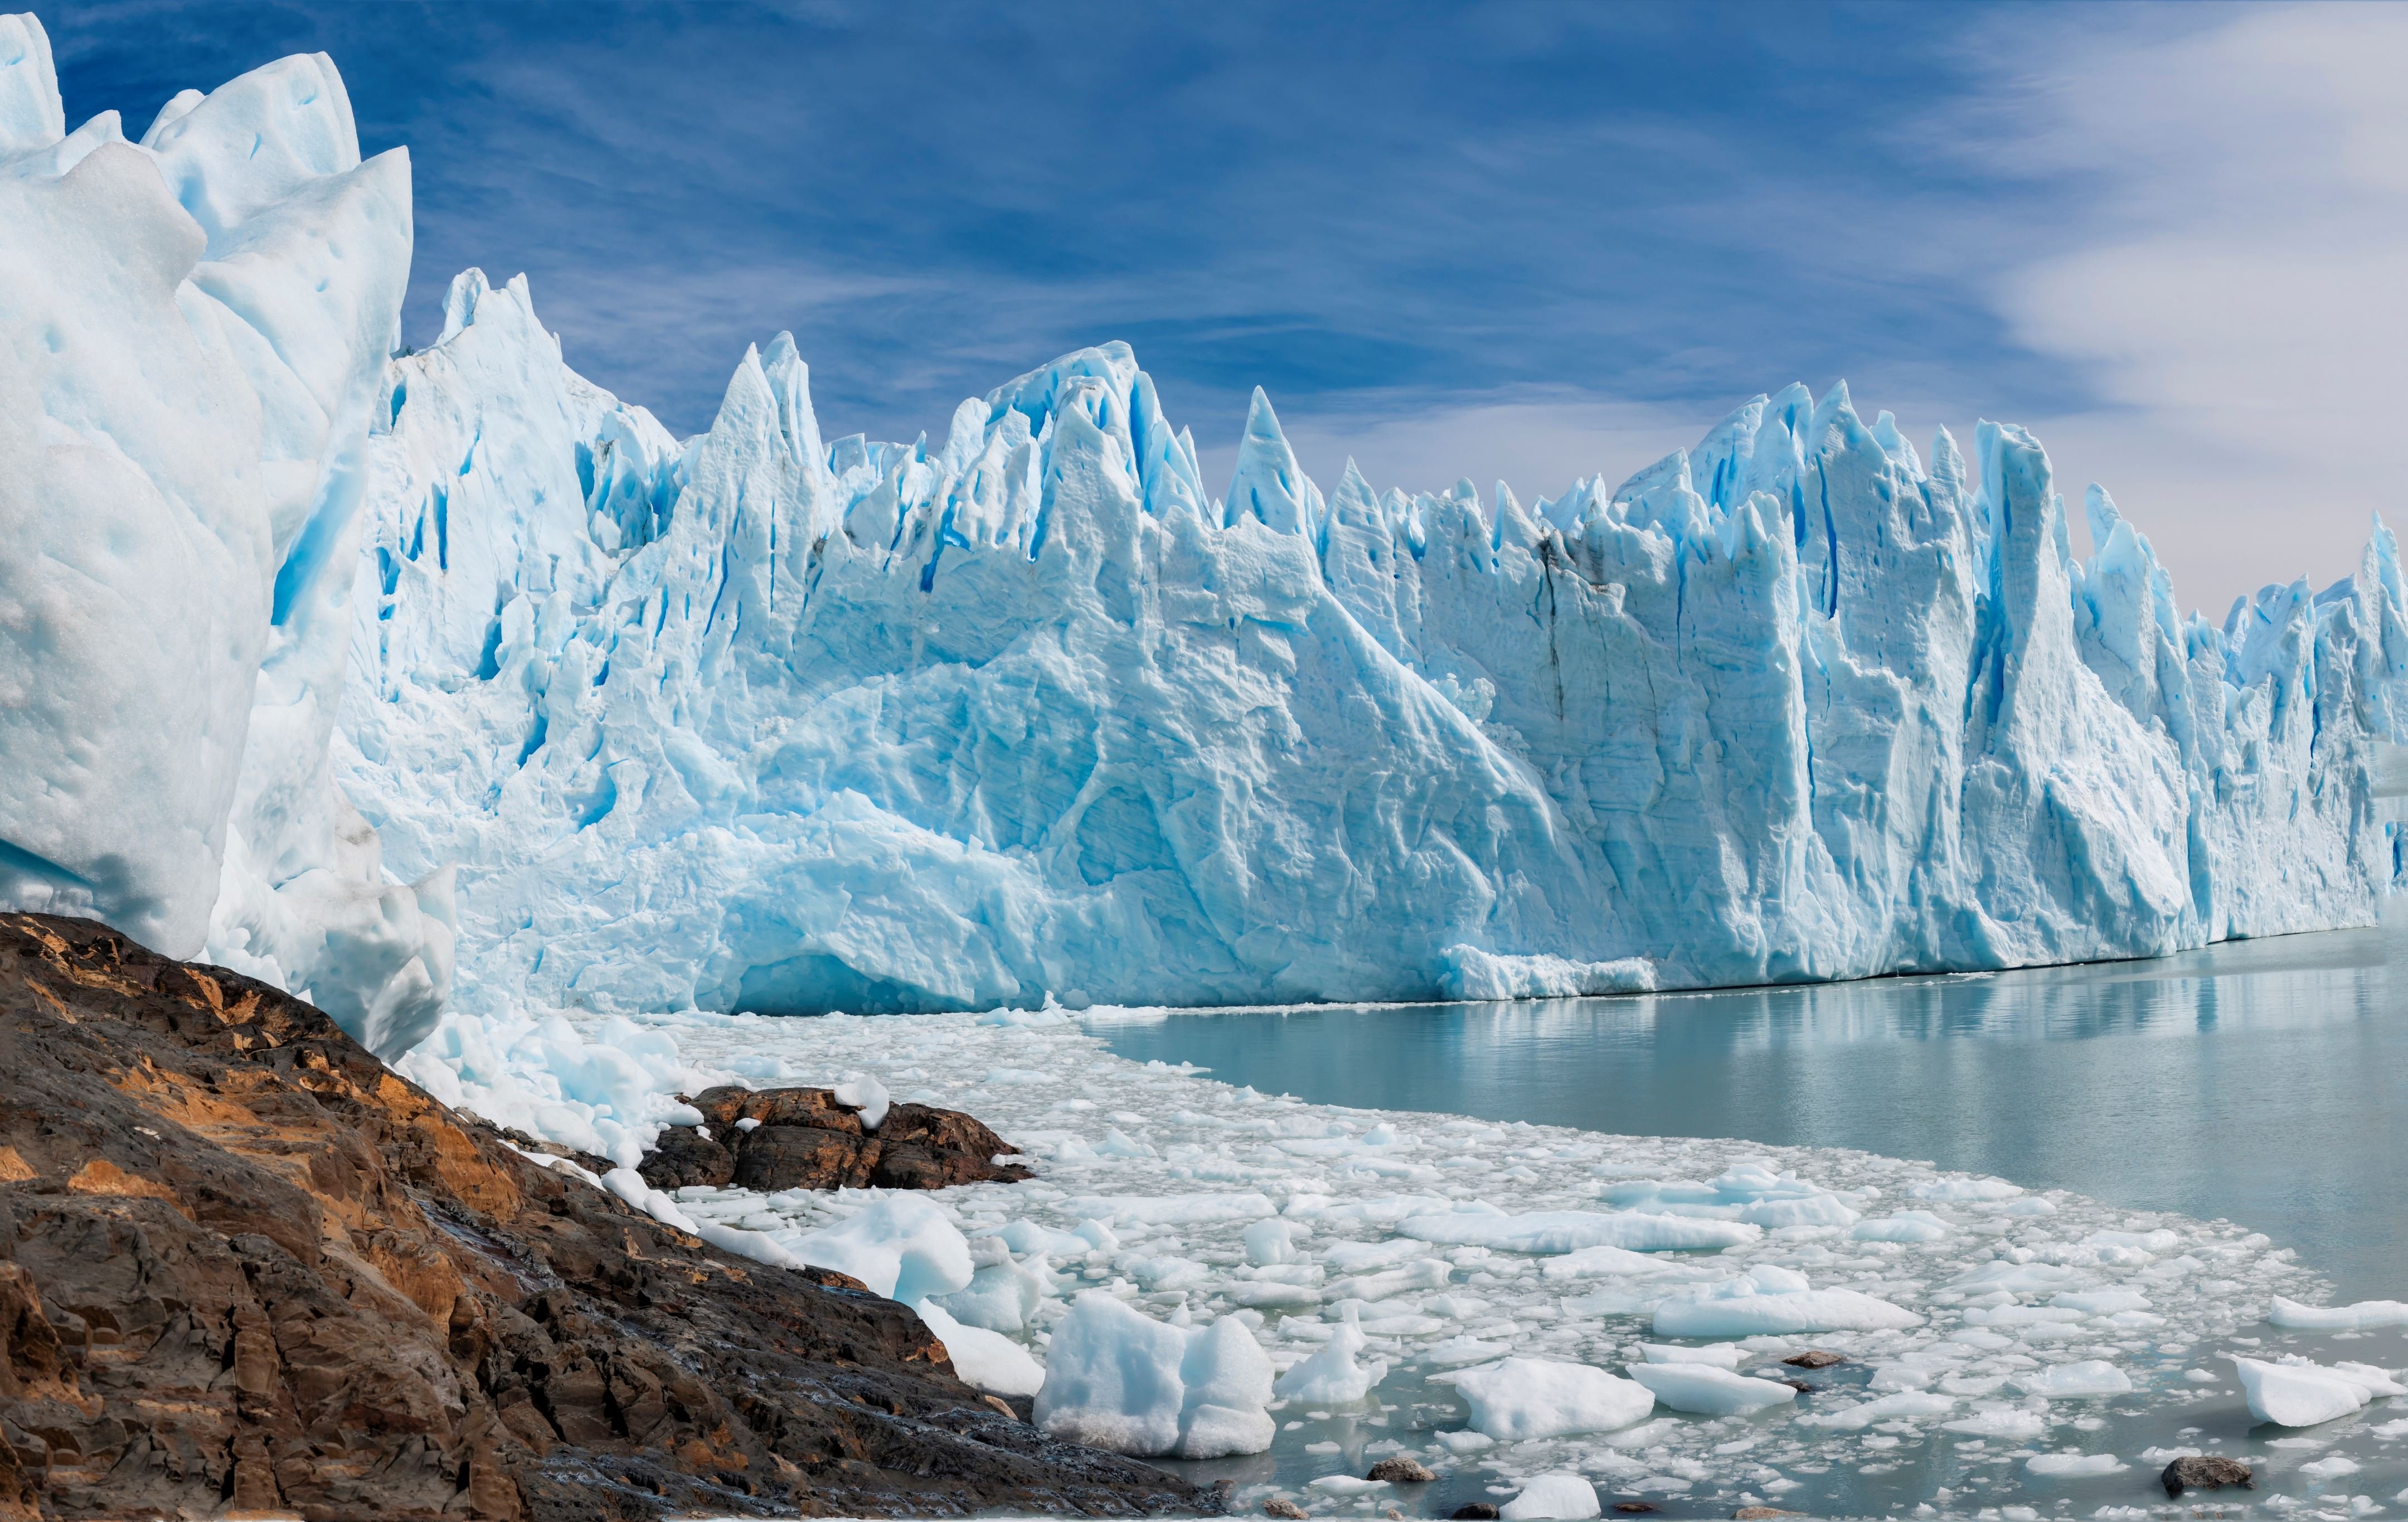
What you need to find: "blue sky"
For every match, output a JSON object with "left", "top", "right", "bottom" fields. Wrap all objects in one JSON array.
[{"left": 46, "top": 1, "right": 2408, "bottom": 613}]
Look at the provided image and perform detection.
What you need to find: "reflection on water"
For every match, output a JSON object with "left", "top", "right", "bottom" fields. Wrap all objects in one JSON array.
[{"left": 1102, "top": 913, "right": 2408, "bottom": 1300}]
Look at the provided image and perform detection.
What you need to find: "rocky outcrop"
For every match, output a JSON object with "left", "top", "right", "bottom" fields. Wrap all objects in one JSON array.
[
  {"left": 2161, "top": 1456, "right": 2254, "bottom": 1497},
  {"left": 638, "top": 1087, "right": 1032, "bottom": 1194},
  {"left": 0, "top": 913, "right": 1205, "bottom": 1521}
]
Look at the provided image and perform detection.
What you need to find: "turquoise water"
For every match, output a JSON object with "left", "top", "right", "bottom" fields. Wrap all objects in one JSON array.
[{"left": 1101, "top": 913, "right": 2407, "bottom": 1302}]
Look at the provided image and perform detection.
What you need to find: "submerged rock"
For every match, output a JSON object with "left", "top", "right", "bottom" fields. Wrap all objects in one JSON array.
[{"left": 0, "top": 913, "right": 1203, "bottom": 1521}]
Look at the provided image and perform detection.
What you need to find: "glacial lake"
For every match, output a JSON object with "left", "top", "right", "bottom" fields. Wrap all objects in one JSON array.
[{"left": 1101, "top": 910, "right": 2407, "bottom": 1304}]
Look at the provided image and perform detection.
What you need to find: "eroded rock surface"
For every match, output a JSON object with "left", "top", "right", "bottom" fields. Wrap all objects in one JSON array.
[
  {"left": 0, "top": 913, "right": 1202, "bottom": 1521},
  {"left": 639, "top": 1086, "right": 1032, "bottom": 1194}
]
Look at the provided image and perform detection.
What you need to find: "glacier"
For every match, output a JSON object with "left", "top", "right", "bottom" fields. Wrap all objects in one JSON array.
[
  {"left": 0, "top": 14, "right": 452, "bottom": 1058},
  {"left": 3, "top": 13, "right": 2407, "bottom": 1058}
]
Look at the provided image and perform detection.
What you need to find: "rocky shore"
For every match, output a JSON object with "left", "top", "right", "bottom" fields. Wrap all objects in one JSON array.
[{"left": 0, "top": 913, "right": 1209, "bottom": 1521}]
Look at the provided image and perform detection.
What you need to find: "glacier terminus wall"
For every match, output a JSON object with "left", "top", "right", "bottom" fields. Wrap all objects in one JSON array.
[{"left": 5, "top": 16, "right": 2405, "bottom": 1053}]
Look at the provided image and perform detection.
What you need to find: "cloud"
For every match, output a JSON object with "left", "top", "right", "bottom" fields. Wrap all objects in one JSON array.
[{"left": 1946, "top": 3, "right": 2408, "bottom": 613}]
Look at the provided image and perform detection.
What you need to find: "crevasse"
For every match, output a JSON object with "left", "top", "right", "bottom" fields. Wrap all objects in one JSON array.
[{"left": 3, "top": 18, "right": 2403, "bottom": 1058}]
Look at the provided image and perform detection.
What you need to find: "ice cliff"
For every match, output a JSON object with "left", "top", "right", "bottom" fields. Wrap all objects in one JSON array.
[
  {"left": 0, "top": 15, "right": 451, "bottom": 1056},
  {"left": 5, "top": 17, "right": 2405, "bottom": 1050}
]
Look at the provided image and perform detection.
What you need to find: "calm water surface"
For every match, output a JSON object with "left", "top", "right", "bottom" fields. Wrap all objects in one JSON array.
[{"left": 1103, "top": 912, "right": 2407, "bottom": 1300}]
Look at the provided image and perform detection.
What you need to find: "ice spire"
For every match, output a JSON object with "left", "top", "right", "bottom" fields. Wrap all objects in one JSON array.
[{"left": 1225, "top": 387, "right": 1326, "bottom": 543}]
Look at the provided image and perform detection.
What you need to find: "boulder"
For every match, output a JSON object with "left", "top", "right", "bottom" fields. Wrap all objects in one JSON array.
[
  {"left": 2161, "top": 1456, "right": 2254, "bottom": 1497},
  {"left": 650, "top": 1084, "right": 1031, "bottom": 1194}
]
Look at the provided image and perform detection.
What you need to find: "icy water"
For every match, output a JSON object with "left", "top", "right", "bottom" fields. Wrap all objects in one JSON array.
[
  {"left": 1101, "top": 915, "right": 2407, "bottom": 1303},
  {"left": 625, "top": 912, "right": 2408, "bottom": 1522}
]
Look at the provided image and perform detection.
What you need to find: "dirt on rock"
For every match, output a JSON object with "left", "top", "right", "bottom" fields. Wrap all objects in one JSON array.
[{"left": 0, "top": 912, "right": 1206, "bottom": 1521}]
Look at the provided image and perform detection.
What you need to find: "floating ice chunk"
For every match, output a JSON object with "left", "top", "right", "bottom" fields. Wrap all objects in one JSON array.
[
  {"left": 2052, "top": 1290, "right": 2152, "bottom": 1316},
  {"left": 2300, "top": 1456, "right": 2363, "bottom": 1481},
  {"left": 1274, "top": 1314, "right": 1386, "bottom": 1405},
  {"left": 1499, "top": 1473, "right": 1601, "bottom": 1520},
  {"left": 1399, "top": 1206, "right": 1759, "bottom": 1253},
  {"left": 2014, "top": 1361, "right": 2133, "bottom": 1398},
  {"left": 977, "top": 1005, "right": 1071, "bottom": 1028},
  {"left": 1653, "top": 1266, "right": 1922, "bottom": 1336},
  {"left": 1064, "top": 1192, "right": 1276, "bottom": 1225},
  {"left": 1440, "top": 947, "right": 1655, "bottom": 1001},
  {"left": 1940, "top": 1404, "right": 2050, "bottom": 1439},
  {"left": 1243, "top": 1217, "right": 1302, "bottom": 1266},
  {"left": 1999, "top": 1196, "right": 2059, "bottom": 1216},
  {"left": 832, "top": 1072, "right": 890, "bottom": 1129},
  {"left": 2026, "top": 1453, "right": 2128, "bottom": 1476},
  {"left": 1854, "top": 1211, "right": 1954, "bottom": 1243},
  {"left": 1949, "top": 1261, "right": 2086, "bottom": 1295},
  {"left": 1423, "top": 1335, "right": 1516, "bottom": 1369},
  {"left": 1798, "top": 1390, "right": 1958, "bottom": 1431},
  {"left": 1625, "top": 1361, "right": 1798, "bottom": 1415},
  {"left": 1540, "top": 1244, "right": 1712, "bottom": 1281},
  {"left": 2234, "top": 1356, "right": 2398, "bottom": 1427},
  {"left": 789, "top": 1194, "right": 972, "bottom": 1304},
  {"left": 916, "top": 1299, "right": 1044, "bottom": 1396},
  {"left": 1639, "top": 1342, "right": 1744, "bottom": 1369},
  {"left": 1032, "top": 1292, "right": 1273, "bottom": 1457},
  {"left": 2271, "top": 1296, "right": 2408, "bottom": 1331},
  {"left": 1446, "top": 1357, "right": 1655, "bottom": 1440},
  {"left": 1912, "top": 1178, "right": 2023, "bottom": 1201},
  {"left": 1309, "top": 1475, "right": 1389, "bottom": 1496}
]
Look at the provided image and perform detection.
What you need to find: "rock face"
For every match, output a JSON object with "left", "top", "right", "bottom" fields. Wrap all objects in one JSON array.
[
  {"left": 638, "top": 1087, "right": 1032, "bottom": 1194},
  {"left": 2161, "top": 1456, "right": 2254, "bottom": 1497},
  {"left": 0, "top": 913, "right": 1203, "bottom": 1521}
]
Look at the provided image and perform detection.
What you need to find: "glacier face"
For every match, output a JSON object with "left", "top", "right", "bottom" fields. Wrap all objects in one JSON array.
[
  {"left": 4, "top": 17, "right": 2404, "bottom": 1049},
  {"left": 341, "top": 270, "right": 2408, "bottom": 1021},
  {"left": 0, "top": 15, "right": 452, "bottom": 1057}
]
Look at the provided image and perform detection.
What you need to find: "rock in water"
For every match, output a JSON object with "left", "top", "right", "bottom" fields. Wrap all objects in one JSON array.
[
  {"left": 1367, "top": 1456, "right": 1436, "bottom": 1483},
  {"left": 1784, "top": 1349, "right": 1847, "bottom": 1369},
  {"left": 0, "top": 912, "right": 1203, "bottom": 1522},
  {"left": 2161, "top": 1456, "right": 2255, "bottom": 1497},
  {"left": 648, "top": 1084, "right": 1031, "bottom": 1192}
]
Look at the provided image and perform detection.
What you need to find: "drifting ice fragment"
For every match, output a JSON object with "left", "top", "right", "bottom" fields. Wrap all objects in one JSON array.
[
  {"left": 1400, "top": 1207, "right": 1760, "bottom": 1253},
  {"left": 2232, "top": 1356, "right": 2405, "bottom": 1427},
  {"left": 2013, "top": 1360, "right": 2133, "bottom": 1398},
  {"left": 1625, "top": 1361, "right": 1799, "bottom": 1415},
  {"left": 1031, "top": 1292, "right": 1275, "bottom": 1457},
  {"left": 1273, "top": 1311, "right": 1385, "bottom": 1405},
  {"left": 1500, "top": 1474, "right": 1603, "bottom": 1521},
  {"left": 2270, "top": 1297, "right": 2408, "bottom": 1331},
  {"left": 1653, "top": 1266, "right": 1924, "bottom": 1336},
  {"left": 1446, "top": 1357, "right": 1656, "bottom": 1440}
]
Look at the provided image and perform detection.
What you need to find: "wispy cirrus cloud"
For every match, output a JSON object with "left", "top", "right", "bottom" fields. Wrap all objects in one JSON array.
[{"left": 42, "top": 0, "right": 2401, "bottom": 612}]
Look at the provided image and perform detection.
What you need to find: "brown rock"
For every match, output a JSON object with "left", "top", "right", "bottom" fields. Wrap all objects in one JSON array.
[
  {"left": 635, "top": 1124, "right": 734, "bottom": 1189},
  {"left": 1265, "top": 1501, "right": 1309, "bottom": 1519},
  {"left": 1367, "top": 1456, "right": 1434, "bottom": 1483},
  {"left": 2162, "top": 1455, "right": 2254, "bottom": 1497},
  {"left": 0, "top": 913, "right": 1205, "bottom": 1522},
  {"left": 1782, "top": 1350, "right": 1846, "bottom": 1369},
  {"left": 664, "top": 1084, "right": 1031, "bottom": 1193},
  {"left": 1734, "top": 1509, "right": 1802, "bottom": 1519}
]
